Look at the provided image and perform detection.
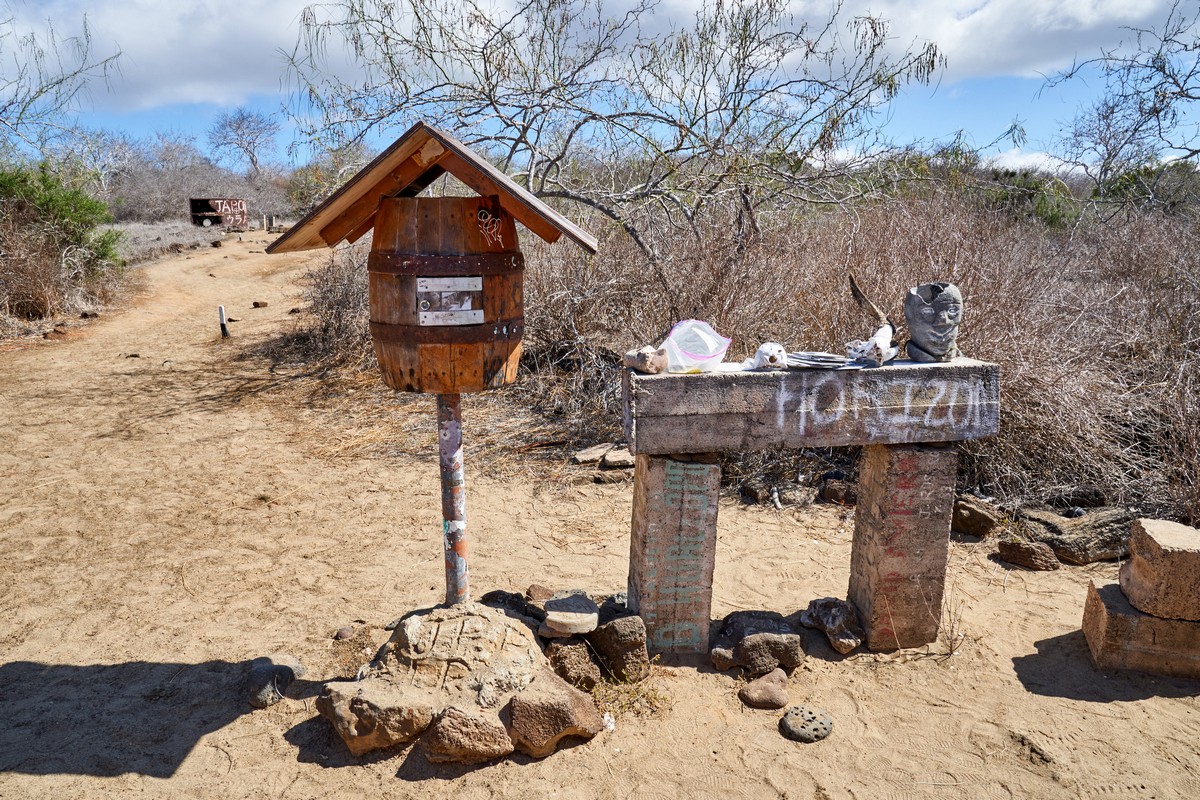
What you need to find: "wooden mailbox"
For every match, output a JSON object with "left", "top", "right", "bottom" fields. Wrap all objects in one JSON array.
[
  {"left": 267, "top": 122, "right": 597, "bottom": 605},
  {"left": 267, "top": 122, "right": 597, "bottom": 394}
]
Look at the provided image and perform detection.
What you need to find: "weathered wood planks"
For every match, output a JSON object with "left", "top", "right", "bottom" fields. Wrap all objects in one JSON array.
[{"left": 623, "top": 359, "right": 1000, "bottom": 454}]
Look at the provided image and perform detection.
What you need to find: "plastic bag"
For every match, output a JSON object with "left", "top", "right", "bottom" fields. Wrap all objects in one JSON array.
[{"left": 661, "top": 319, "right": 731, "bottom": 373}]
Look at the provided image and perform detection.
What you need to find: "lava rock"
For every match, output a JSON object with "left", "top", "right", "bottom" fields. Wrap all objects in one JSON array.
[
  {"left": 952, "top": 494, "right": 1003, "bottom": 538},
  {"left": 710, "top": 611, "right": 806, "bottom": 675},
  {"left": 738, "top": 668, "right": 789, "bottom": 709},
  {"left": 318, "top": 603, "right": 544, "bottom": 759},
  {"left": 586, "top": 614, "right": 650, "bottom": 683},
  {"left": 597, "top": 592, "right": 629, "bottom": 624},
  {"left": 245, "top": 653, "right": 306, "bottom": 709},
  {"left": 799, "top": 597, "right": 864, "bottom": 654},
  {"left": 996, "top": 539, "right": 1060, "bottom": 571},
  {"left": 780, "top": 706, "right": 833, "bottom": 743},
  {"left": 1019, "top": 507, "right": 1137, "bottom": 565},
  {"left": 424, "top": 706, "right": 514, "bottom": 764},
  {"left": 506, "top": 669, "right": 605, "bottom": 758},
  {"left": 545, "top": 637, "right": 602, "bottom": 691},
  {"left": 316, "top": 680, "right": 434, "bottom": 756}
]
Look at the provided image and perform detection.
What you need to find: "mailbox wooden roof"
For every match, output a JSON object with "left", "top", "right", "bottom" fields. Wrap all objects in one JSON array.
[{"left": 267, "top": 122, "right": 598, "bottom": 255}]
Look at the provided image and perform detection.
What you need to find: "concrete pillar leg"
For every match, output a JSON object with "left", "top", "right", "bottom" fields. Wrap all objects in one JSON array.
[
  {"left": 628, "top": 453, "right": 722, "bottom": 655},
  {"left": 848, "top": 443, "right": 958, "bottom": 651}
]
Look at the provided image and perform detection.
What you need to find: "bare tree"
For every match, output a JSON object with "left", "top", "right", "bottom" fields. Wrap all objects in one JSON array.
[
  {"left": 1054, "top": 0, "right": 1200, "bottom": 201},
  {"left": 1, "top": 8, "right": 120, "bottom": 160},
  {"left": 206, "top": 107, "right": 280, "bottom": 180},
  {"left": 287, "top": 0, "right": 941, "bottom": 263}
]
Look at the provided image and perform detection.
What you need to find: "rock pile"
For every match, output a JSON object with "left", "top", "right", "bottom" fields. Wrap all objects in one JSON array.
[
  {"left": 1082, "top": 518, "right": 1200, "bottom": 679},
  {"left": 315, "top": 603, "right": 606, "bottom": 763}
]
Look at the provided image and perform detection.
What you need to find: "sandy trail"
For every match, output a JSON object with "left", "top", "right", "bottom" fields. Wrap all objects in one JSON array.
[{"left": 1, "top": 236, "right": 1197, "bottom": 799}]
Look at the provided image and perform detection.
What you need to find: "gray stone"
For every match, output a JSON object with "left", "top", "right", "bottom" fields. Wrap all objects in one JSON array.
[
  {"left": 586, "top": 615, "right": 650, "bottom": 683},
  {"left": 799, "top": 597, "right": 864, "bottom": 655},
  {"left": 780, "top": 706, "right": 833, "bottom": 743},
  {"left": 710, "top": 611, "right": 806, "bottom": 675},
  {"left": 245, "top": 653, "right": 306, "bottom": 709},
  {"left": 1019, "top": 507, "right": 1138, "bottom": 565},
  {"left": 506, "top": 669, "right": 605, "bottom": 758},
  {"left": 601, "top": 447, "right": 636, "bottom": 469},
  {"left": 572, "top": 443, "right": 613, "bottom": 464},
  {"left": 334, "top": 625, "right": 355, "bottom": 640},
  {"left": 996, "top": 539, "right": 1060, "bottom": 571},
  {"left": 738, "top": 668, "right": 789, "bottom": 709},
  {"left": 539, "top": 592, "right": 600, "bottom": 637},
  {"left": 952, "top": 494, "right": 1002, "bottom": 538},
  {"left": 424, "top": 706, "right": 514, "bottom": 764},
  {"left": 905, "top": 283, "right": 962, "bottom": 362},
  {"left": 545, "top": 637, "right": 602, "bottom": 691},
  {"left": 316, "top": 680, "right": 434, "bottom": 756},
  {"left": 479, "top": 589, "right": 544, "bottom": 628}
]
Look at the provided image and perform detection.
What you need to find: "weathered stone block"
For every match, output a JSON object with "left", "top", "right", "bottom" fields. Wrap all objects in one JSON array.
[
  {"left": 628, "top": 454, "right": 721, "bottom": 654},
  {"left": 1120, "top": 518, "right": 1200, "bottom": 621},
  {"left": 848, "top": 444, "right": 957, "bottom": 651},
  {"left": 1082, "top": 581, "right": 1200, "bottom": 679}
]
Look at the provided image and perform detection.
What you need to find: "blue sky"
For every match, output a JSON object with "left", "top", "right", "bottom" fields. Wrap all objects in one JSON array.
[{"left": 7, "top": 0, "right": 1183, "bottom": 169}]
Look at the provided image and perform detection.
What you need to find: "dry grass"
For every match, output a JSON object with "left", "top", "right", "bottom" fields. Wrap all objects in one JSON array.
[{"left": 271, "top": 181, "right": 1200, "bottom": 524}]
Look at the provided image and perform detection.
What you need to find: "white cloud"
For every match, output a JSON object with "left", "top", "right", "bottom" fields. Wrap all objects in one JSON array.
[
  {"left": 828, "top": 0, "right": 1169, "bottom": 82},
  {"left": 6, "top": 0, "right": 314, "bottom": 111},
  {"left": 984, "top": 147, "right": 1068, "bottom": 173},
  {"left": 4, "top": 0, "right": 1184, "bottom": 115}
]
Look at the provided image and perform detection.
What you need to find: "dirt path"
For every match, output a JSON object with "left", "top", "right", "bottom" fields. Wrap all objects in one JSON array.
[{"left": 1, "top": 237, "right": 1197, "bottom": 799}]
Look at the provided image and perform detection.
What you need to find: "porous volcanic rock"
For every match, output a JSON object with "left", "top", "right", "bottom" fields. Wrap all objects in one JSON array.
[
  {"left": 424, "top": 706, "right": 514, "bottom": 764},
  {"left": 780, "top": 706, "right": 833, "bottom": 743},
  {"left": 1019, "top": 507, "right": 1137, "bottom": 565},
  {"left": 506, "top": 669, "right": 606, "bottom": 758},
  {"left": 317, "top": 603, "right": 544, "bottom": 759},
  {"left": 316, "top": 680, "right": 434, "bottom": 756},
  {"left": 545, "top": 637, "right": 602, "bottom": 691},
  {"left": 799, "top": 598, "right": 864, "bottom": 655},
  {"left": 586, "top": 614, "right": 650, "bottom": 683},
  {"left": 710, "top": 611, "right": 806, "bottom": 675},
  {"left": 952, "top": 494, "right": 1002, "bottom": 538},
  {"left": 245, "top": 653, "right": 306, "bottom": 709},
  {"left": 996, "top": 539, "right": 1060, "bottom": 571}
]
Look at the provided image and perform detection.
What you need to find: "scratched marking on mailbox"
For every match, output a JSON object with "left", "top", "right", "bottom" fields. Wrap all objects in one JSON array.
[{"left": 638, "top": 459, "right": 717, "bottom": 651}]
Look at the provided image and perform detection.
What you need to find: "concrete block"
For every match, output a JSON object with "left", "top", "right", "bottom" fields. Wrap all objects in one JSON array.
[
  {"left": 1120, "top": 518, "right": 1200, "bottom": 621},
  {"left": 627, "top": 454, "right": 721, "bottom": 654},
  {"left": 1082, "top": 581, "right": 1200, "bottom": 679},
  {"left": 848, "top": 444, "right": 958, "bottom": 651}
]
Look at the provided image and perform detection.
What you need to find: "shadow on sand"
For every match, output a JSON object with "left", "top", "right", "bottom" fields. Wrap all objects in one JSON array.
[
  {"left": 1012, "top": 631, "right": 1200, "bottom": 701},
  {"left": 0, "top": 659, "right": 251, "bottom": 778}
]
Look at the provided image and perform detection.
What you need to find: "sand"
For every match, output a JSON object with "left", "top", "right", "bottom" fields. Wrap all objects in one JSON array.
[{"left": 1, "top": 235, "right": 1197, "bottom": 799}]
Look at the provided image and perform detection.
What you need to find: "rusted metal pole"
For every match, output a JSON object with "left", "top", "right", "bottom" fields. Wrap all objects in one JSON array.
[{"left": 437, "top": 393, "right": 469, "bottom": 604}]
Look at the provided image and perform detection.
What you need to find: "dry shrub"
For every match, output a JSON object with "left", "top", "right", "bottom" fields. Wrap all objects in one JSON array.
[{"left": 291, "top": 183, "right": 1200, "bottom": 523}]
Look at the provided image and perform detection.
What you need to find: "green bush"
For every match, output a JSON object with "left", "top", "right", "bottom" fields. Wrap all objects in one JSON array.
[{"left": 0, "top": 164, "right": 122, "bottom": 319}]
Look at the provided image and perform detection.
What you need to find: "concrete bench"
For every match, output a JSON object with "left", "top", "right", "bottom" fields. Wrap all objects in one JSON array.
[{"left": 621, "top": 358, "right": 1000, "bottom": 654}]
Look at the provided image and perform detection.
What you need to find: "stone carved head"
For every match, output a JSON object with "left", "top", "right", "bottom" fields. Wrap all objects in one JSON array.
[{"left": 905, "top": 283, "right": 963, "bottom": 362}]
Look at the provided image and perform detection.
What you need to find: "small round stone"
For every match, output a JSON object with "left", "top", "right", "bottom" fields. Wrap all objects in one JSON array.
[
  {"left": 779, "top": 705, "right": 833, "bottom": 743},
  {"left": 334, "top": 625, "right": 355, "bottom": 640}
]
